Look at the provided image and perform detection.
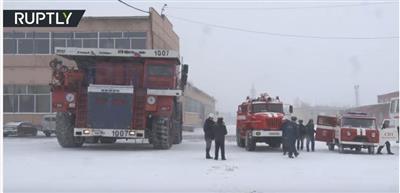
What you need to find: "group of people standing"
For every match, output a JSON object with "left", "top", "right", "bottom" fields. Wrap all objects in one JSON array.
[
  {"left": 282, "top": 116, "right": 316, "bottom": 158},
  {"left": 203, "top": 113, "right": 228, "bottom": 160}
]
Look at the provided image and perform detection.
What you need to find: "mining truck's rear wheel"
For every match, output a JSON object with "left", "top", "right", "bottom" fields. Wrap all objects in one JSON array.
[
  {"left": 55, "top": 112, "right": 84, "bottom": 148},
  {"left": 245, "top": 132, "right": 256, "bottom": 151},
  {"left": 151, "top": 117, "right": 172, "bottom": 150},
  {"left": 236, "top": 128, "right": 245, "bottom": 148}
]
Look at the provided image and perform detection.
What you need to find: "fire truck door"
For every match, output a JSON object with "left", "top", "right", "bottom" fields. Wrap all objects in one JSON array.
[{"left": 315, "top": 115, "right": 337, "bottom": 142}]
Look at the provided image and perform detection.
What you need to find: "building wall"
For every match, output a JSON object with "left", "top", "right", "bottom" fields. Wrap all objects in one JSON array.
[
  {"left": 377, "top": 91, "right": 399, "bottom": 104},
  {"left": 182, "top": 83, "right": 216, "bottom": 128},
  {"left": 347, "top": 103, "right": 389, "bottom": 126}
]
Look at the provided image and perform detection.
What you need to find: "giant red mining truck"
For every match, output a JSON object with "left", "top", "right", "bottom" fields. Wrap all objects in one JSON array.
[
  {"left": 236, "top": 94, "right": 293, "bottom": 151},
  {"left": 50, "top": 47, "right": 188, "bottom": 149}
]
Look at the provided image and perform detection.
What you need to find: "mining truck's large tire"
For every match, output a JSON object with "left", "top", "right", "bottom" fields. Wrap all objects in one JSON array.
[
  {"left": 236, "top": 128, "right": 245, "bottom": 148},
  {"left": 151, "top": 118, "right": 172, "bottom": 150},
  {"left": 172, "top": 125, "right": 183, "bottom": 145},
  {"left": 245, "top": 132, "right": 256, "bottom": 151},
  {"left": 55, "top": 112, "right": 84, "bottom": 148}
]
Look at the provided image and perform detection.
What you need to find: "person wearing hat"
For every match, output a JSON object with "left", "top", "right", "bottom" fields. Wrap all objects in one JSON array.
[
  {"left": 296, "top": 119, "right": 306, "bottom": 151},
  {"left": 282, "top": 116, "right": 299, "bottom": 158},
  {"left": 213, "top": 117, "right": 228, "bottom": 160},
  {"left": 203, "top": 113, "right": 215, "bottom": 159}
]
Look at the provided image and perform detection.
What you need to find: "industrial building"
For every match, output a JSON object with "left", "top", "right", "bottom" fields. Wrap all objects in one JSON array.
[{"left": 3, "top": 8, "right": 215, "bottom": 127}]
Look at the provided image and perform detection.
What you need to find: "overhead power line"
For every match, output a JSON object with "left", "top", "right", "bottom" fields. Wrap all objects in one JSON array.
[
  {"left": 167, "top": 2, "right": 397, "bottom": 10},
  {"left": 118, "top": 0, "right": 149, "bottom": 14},
  {"left": 167, "top": 15, "right": 399, "bottom": 40}
]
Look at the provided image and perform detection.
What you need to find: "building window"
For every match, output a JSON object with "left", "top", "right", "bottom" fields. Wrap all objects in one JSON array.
[
  {"left": 4, "top": 31, "right": 148, "bottom": 54},
  {"left": 115, "top": 39, "right": 130, "bottom": 49},
  {"left": 34, "top": 39, "right": 50, "bottom": 54},
  {"left": 83, "top": 39, "right": 98, "bottom": 48},
  {"left": 4, "top": 39, "right": 17, "bottom": 54},
  {"left": 100, "top": 39, "right": 114, "bottom": 48},
  {"left": 131, "top": 39, "right": 146, "bottom": 49},
  {"left": 18, "top": 39, "right": 34, "bottom": 54},
  {"left": 100, "top": 32, "right": 122, "bottom": 38},
  {"left": 3, "top": 85, "right": 52, "bottom": 113},
  {"left": 67, "top": 39, "right": 82, "bottom": 48}
]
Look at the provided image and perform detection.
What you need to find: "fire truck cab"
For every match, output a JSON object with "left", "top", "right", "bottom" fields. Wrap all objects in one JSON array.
[
  {"left": 236, "top": 94, "right": 293, "bottom": 151},
  {"left": 316, "top": 112, "right": 379, "bottom": 154}
]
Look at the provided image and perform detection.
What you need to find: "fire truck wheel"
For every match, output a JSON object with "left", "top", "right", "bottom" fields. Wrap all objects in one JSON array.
[
  {"left": 32, "top": 129, "right": 38, "bottom": 136},
  {"left": 245, "top": 132, "right": 256, "bottom": 151},
  {"left": 99, "top": 137, "right": 116, "bottom": 144},
  {"left": 355, "top": 147, "right": 361, "bottom": 152},
  {"left": 86, "top": 137, "right": 99, "bottom": 143},
  {"left": 55, "top": 112, "right": 84, "bottom": 148},
  {"left": 44, "top": 131, "right": 52, "bottom": 137},
  {"left": 236, "top": 128, "right": 245, "bottom": 147},
  {"left": 152, "top": 118, "right": 172, "bottom": 150},
  {"left": 367, "top": 146, "right": 375, "bottom": 154},
  {"left": 328, "top": 143, "right": 335, "bottom": 151}
]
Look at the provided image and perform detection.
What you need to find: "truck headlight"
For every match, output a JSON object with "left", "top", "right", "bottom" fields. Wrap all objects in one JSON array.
[
  {"left": 147, "top": 96, "right": 156, "bottom": 105},
  {"left": 65, "top": 93, "right": 75, "bottom": 102}
]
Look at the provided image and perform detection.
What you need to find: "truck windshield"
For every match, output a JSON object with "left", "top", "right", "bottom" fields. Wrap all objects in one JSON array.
[
  {"left": 252, "top": 103, "right": 283, "bottom": 113},
  {"left": 148, "top": 64, "right": 173, "bottom": 77},
  {"left": 342, "top": 118, "right": 375, "bottom": 128}
]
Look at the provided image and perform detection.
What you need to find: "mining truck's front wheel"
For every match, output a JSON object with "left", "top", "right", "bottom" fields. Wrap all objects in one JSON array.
[
  {"left": 151, "top": 117, "right": 172, "bottom": 150},
  {"left": 55, "top": 112, "right": 84, "bottom": 148}
]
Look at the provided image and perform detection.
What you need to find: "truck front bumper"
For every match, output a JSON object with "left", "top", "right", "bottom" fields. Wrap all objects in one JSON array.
[
  {"left": 340, "top": 141, "right": 378, "bottom": 146},
  {"left": 74, "top": 128, "right": 145, "bottom": 139},
  {"left": 251, "top": 130, "right": 282, "bottom": 137}
]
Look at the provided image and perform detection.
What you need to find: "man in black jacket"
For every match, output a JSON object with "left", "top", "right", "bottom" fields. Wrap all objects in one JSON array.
[
  {"left": 297, "top": 120, "right": 306, "bottom": 151},
  {"left": 213, "top": 117, "right": 228, "bottom": 160},
  {"left": 203, "top": 113, "right": 215, "bottom": 159},
  {"left": 305, "top": 119, "right": 316, "bottom": 152},
  {"left": 282, "top": 116, "right": 299, "bottom": 158}
]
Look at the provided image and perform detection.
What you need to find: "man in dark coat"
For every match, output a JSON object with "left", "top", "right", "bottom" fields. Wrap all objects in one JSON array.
[
  {"left": 203, "top": 113, "right": 215, "bottom": 159},
  {"left": 282, "top": 116, "right": 299, "bottom": 158},
  {"left": 296, "top": 120, "right": 306, "bottom": 151},
  {"left": 305, "top": 119, "right": 316, "bottom": 152},
  {"left": 281, "top": 118, "right": 290, "bottom": 155},
  {"left": 213, "top": 117, "right": 228, "bottom": 160}
]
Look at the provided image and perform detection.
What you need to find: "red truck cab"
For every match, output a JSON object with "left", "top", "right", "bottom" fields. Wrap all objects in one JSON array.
[
  {"left": 316, "top": 112, "right": 379, "bottom": 154},
  {"left": 236, "top": 94, "right": 293, "bottom": 151}
]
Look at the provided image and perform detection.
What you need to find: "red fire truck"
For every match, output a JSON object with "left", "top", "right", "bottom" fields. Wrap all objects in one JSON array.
[
  {"left": 315, "top": 112, "right": 379, "bottom": 154},
  {"left": 50, "top": 47, "right": 188, "bottom": 149},
  {"left": 236, "top": 94, "right": 293, "bottom": 151}
]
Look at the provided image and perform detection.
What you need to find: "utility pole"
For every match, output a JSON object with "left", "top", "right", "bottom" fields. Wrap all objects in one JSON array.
[
  {"left": 354, "top": 85, "right": 360, "bottom": 107},
  {"left": 250, "top": 84, "right": 256, "bottom": 99}
]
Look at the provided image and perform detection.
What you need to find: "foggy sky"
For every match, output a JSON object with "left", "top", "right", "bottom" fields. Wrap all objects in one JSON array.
[{"left": 5, "top": 0, "right": 399, "bottom": 113}]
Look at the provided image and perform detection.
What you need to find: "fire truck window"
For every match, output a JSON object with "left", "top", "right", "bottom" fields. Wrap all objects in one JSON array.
[
  {"left": 148, "top": 65, "right": 174, "bottom": 77},
  {"left": 342, "top": 118, "right": 375, "bottom": 128},
  {"left": 317, "top": 116, "right": 337, "bottom": 126},
  {"left": 252, "top": 103, "right": 267, "bottom": 113},
  {"left": 266, "top": 103, "right": 283, "bottom": 113}
]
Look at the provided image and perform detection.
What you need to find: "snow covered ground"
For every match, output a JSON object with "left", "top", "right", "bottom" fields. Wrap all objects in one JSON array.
[{"left": 3, "top": 125, "right": 399, "bottom": 193}]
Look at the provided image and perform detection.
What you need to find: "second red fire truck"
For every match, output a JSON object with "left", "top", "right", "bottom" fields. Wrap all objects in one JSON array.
[
  {"left": 315, "top": 112, "right": 379, "bottom": 154},
  {"left": 236, "top": 94, "right": 293, "bottom": 151}
]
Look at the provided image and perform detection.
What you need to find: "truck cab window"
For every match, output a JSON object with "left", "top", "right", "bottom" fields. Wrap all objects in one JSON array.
[{"left": 148, "top": 64, "right": 173, "bottom": 77}]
